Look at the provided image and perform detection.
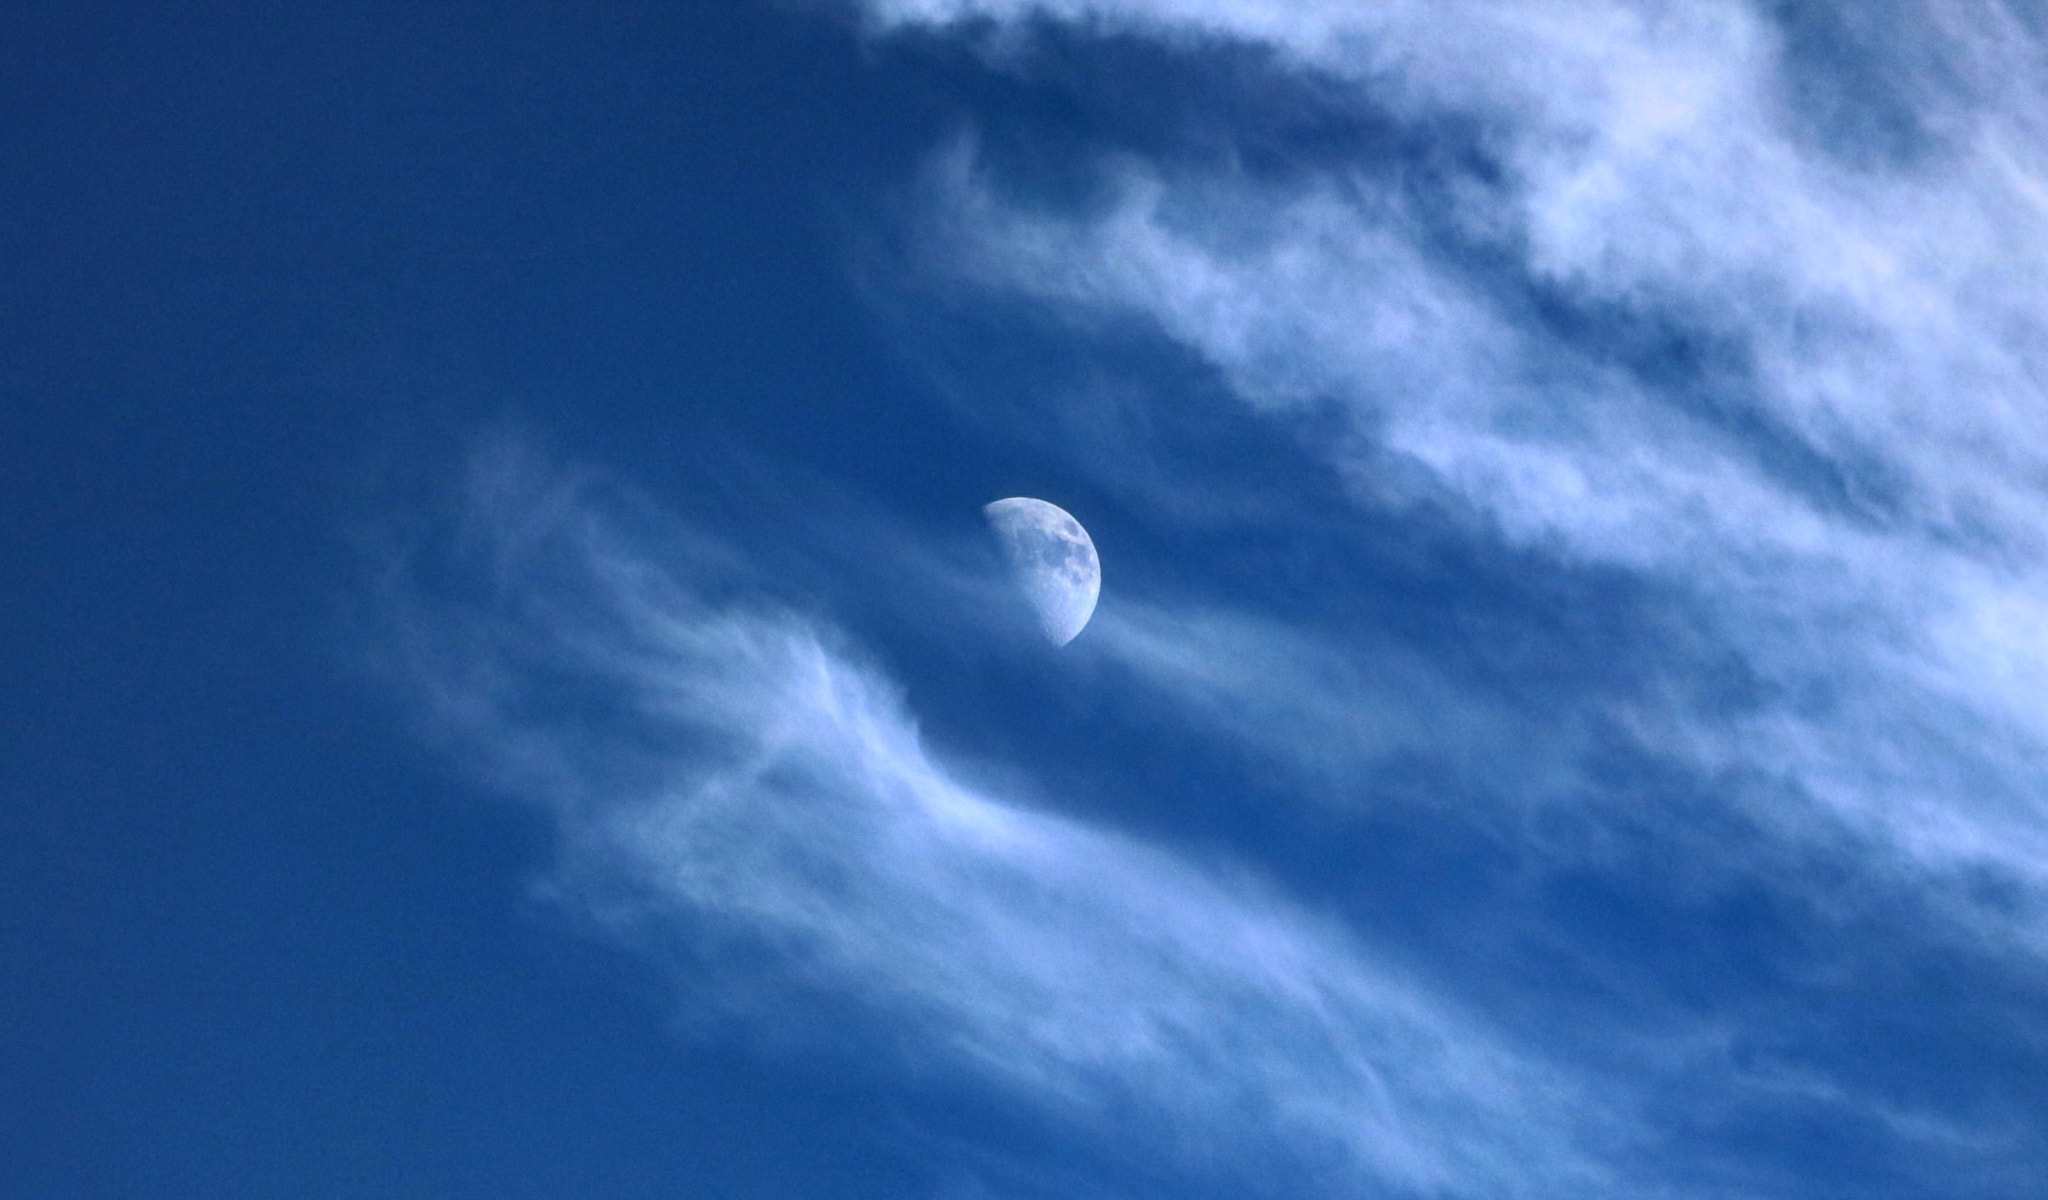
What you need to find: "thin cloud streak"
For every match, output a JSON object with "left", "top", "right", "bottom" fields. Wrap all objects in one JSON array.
[
  {"left": 1087, "top": 596, "right": 1590, "bottom": 819},
  {"left": 388, "top": 448, "right": 1626, "bottom": 1200}
]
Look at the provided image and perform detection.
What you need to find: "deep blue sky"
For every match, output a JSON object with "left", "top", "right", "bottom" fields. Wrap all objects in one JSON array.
[
  {"left": 2, "top": 4, "right": 965, "bottom": 1195},
  {"left": 9, "top": 3, "right": 2048, "bottom": 1199}
]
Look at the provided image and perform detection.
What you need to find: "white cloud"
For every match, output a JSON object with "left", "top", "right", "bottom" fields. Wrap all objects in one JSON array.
[
  {"left": 1084, "top": 596, "right": 1590, "bottom": 818},
  {"left": 865, "top": 0, "right": 2048, "bottom": 914},
  {"left": 392, "top": 449, "right": 1627, "bottom": 1199},
  {"left": 382, "top": 4, "right": 2048, "bottom": 1189}
]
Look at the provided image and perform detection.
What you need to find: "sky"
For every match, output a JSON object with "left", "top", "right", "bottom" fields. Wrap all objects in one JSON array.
[{"left": 8, "top": 1, "right": 2048, "bottom": 1197}]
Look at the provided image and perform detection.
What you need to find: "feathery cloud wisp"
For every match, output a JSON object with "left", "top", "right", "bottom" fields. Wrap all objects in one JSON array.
[
  {"left": 390, "top": 449, "right": 1623, "bottom": 1199},
  {"left": 868, "top": 0, "right": 2048, "bottom": 913}
]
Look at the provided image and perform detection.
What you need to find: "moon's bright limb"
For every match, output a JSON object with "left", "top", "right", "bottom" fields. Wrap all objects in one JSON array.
[{"left": 984, "top": 497, "right": 1100, "bottom": 646}]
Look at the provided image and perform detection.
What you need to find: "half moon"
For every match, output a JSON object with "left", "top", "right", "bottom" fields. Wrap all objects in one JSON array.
[{"left": 984, "top": 497, "right": 1100, "bottom": 646}]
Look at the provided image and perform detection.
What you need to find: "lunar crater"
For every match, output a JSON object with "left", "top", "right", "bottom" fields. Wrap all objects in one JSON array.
[{"left": 984, "top": 497, "right": 1101, "bottom": 646}]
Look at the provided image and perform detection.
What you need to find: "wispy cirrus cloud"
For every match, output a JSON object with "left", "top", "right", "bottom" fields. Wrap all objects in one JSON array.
[
  {"left": 382, "top": 3, "right": 2048, "bottom": 1194},
  {"left": 863, "top": 0, "right": 2048, "bottom": 913},
  {"left": 385, "top": 434, "right": 2047, "bottom": 1198},
  {"left": 385, "top": 445, "right": 1629, "bottom": 1200},
  {"left": 801, "top": 5, "right": 2048, "bottom": 1190}
]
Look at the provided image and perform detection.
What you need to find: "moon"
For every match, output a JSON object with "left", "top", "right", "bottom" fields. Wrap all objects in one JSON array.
[{"left": 984, "top": 497, "right": 1100, "bottom": 646}]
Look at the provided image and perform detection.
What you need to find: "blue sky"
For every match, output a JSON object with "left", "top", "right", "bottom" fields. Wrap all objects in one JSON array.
[{"left": 9, "top": 2, "right": 2048, "bottom": 1197}]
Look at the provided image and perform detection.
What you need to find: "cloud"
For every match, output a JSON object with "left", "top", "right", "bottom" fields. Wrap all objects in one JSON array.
[
  {"left": 378, "top": 3, "right": 2048, "bottom": 1192},
  {"left": 386, "top": 445, "right": 1626, "bottom": 1199},
  {"left": 861, "top": 0, "right": 2048, "bottom": 920}
]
